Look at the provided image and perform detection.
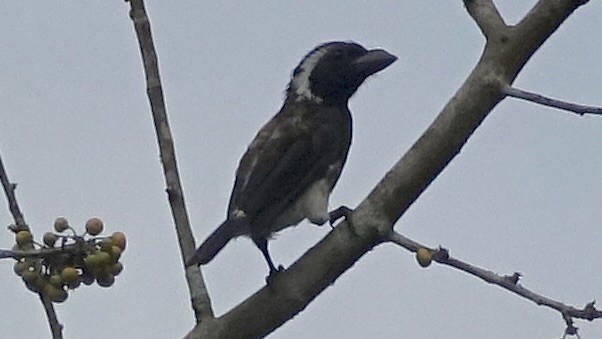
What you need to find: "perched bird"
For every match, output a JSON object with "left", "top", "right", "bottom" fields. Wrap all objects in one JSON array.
[{"left": 186, "top": 41, "right": 397, "bottom": 277}]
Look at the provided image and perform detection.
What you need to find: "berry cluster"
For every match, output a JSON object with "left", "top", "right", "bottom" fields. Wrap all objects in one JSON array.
[{"left": 12, "top": 217, "right": 126, "bottom": 303}]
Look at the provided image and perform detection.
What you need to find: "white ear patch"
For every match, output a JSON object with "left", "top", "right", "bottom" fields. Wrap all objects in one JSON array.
[{"left": 290, "top": 46, "right": 331, "bottom": 103}]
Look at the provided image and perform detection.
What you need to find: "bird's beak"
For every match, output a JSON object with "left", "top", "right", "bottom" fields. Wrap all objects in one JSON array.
[{"left": 352, "top": 49, "right": 397, "bottom": 77}]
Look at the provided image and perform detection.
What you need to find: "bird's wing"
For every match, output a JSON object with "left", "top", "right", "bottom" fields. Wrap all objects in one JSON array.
[{"left": 228, "top": 111, "right": 342, "bottom": 225}]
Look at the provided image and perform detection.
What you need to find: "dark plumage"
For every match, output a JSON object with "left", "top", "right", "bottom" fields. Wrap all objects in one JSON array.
[{"left": 186, "top": 41, "right": 397, "bottom": 277}]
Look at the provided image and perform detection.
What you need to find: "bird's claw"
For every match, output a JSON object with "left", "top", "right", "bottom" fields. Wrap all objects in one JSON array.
[
  {"left": 328, "top": 205, "right": 353, "bottom": 228},
  {"left": 266, "top": 265, "right": 285, "bottom": 285}
]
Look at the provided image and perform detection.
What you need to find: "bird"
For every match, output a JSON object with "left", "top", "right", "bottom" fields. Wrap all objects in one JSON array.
[{"left": 186, "top": 41, "right": 397, "bottom": 278}]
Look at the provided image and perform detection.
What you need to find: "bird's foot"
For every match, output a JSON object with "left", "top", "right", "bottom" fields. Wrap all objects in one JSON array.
[
  {"left": 329, "top": 205, "right": 353, "bottom": 228},
  {"left": 265, "top": 265, "right": 285, "bottom": 285}
]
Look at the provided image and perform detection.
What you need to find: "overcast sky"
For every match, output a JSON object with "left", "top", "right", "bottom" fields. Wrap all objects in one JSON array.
[{"left": 1, "top": 1, "right": 601, "bottom": 338}]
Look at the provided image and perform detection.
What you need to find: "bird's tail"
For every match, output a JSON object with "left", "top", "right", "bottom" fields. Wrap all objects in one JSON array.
[{"left": 186, "top": 219, "right": 243, "bottom": 267}]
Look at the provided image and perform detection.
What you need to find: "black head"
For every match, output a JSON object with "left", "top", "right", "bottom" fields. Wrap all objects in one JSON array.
[{"left": 287, "top": 41, "right": 397, "bottom": 105}]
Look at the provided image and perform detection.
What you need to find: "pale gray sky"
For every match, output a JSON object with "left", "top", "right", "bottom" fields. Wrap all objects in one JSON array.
[{"left": 1, "top": 1, "right": 601, "bottom": 338}]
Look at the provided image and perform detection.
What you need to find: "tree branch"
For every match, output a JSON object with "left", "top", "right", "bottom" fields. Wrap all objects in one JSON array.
[
  {"left": 39, "top": 295, "right": 64, "bottom": 339},
  {"left": 0, "top": 154, "right": 28, "bottom": 232},
  {"left": 519, "top": 0, "right": 590, "bottom": 33},
  {"left": 507, "top": 0, "right": 589, "bottom": 79},
  {"left": 183, "top": 0, "right": 593, "bottom": 337},
  {"left": 504, "top": 85, "right": 602, "bottom": 116},
  {"left": 0, "top": 153, "right": 63, "bottom": 339},
  {"left": 126, "top": 0, "right": 214, "bottom": 322},
  {"left": 350, "top": 0, "right": 590, "bottom": 236},
  {"left": 0, "top": 241, "right": 87, "bottom": 260},
  {"left": 388, "top": 232, "right": 602, "bottom": 324},
  {"left": 463, "top": 0, "right": 508, "bottom": 39}
]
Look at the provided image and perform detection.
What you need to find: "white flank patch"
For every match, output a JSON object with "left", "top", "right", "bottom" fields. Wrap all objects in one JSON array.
[
  {"left": 271, "top": 177, "right": 330, "bottom": 231},
  {"left": 291, "top": 46, "right": 331, "bottom": 103},
  {"left": 301, "top": 177, "right": 330, "bottom": 225}
]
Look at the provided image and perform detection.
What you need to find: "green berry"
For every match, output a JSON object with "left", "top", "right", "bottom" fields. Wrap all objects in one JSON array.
[
  {"left": 43, "top": 232, "right": 59, "bottom": 247},
  {"left": 15, "top": 231, "right": 33, "bottom": 246}
]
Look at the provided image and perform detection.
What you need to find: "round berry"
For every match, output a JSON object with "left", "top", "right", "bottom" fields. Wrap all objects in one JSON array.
[
  {"left": 21, "top": 266, "right": 41, "bottom": 283},
  {"left": 43, "top": 284, "right": 68, "bottom": 303},
  {"left": 49, "top": 274, "right": 64, "bottom": 288},
  {"left": 84, "top": 253, "right": 102, "bottom": 269},
  {"left": 54, "top": 217, "right": 69, "bottom": 233},
  {"left": 96, "top": 251, "right": 111, "bottom": 267},
  {"left": 85, "top": 217, "right": 104, "bottom": 236},
  {"left": 43, "top": 232, "right": 59, "bottom": 247},
  {"left": 110, "top": 262, "right": 123, "bottom": 276},
  {"left": 60, "top": 267, "right": 78, "bottom": 285},
  {"left": 15, "top": 231, "right": 33, "bottom": 246},
  {"left": 13, "top": 260, "right": 29, "bottom": 276},
  {"left": 416, "top": 247, "right": 433, "bottom": 268},
  {"left": 99, "top": 238, "right": 114, "bottom": 252},
  {"left": 79, "top": 271, "right": 95, "bottom": 286},
  {"left": 110, "top": 246, "right": 122, "bottom": 263},
  {"left": 111, "top": 232, "right": 126, "bottom": 251},
  {"left": 96, "top": 272, "right": 115, "bottom": 287}
]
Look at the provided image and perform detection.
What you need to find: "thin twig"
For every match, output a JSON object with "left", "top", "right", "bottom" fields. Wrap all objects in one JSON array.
[
  {"left": 0, "top": 153, "right": 63, "bottom": 339},
  {"left": 562, "top": 314, "right": 581, "bottom": 338},
  {"left": 505, "top": 86, "right": 602, "bottom": 116},
  {"left": 126, "top": 0, "right": 214, "bottom": 322},
  {"left": 0, "top": 242, "right": 85, "bottom": 260},
  {"left": 388, "top": 231, "right": 602, "bottom": 322},
  {"left": 39, "top": 295, "right": 64, "bottom": 339},
  {"left": 0, "top": 154, "right": 28, "bottom": 232}
]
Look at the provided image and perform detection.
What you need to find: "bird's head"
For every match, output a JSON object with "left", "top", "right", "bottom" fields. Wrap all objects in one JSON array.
[{"left": 287, "top": 41, "right": 397, "bottom": 105}]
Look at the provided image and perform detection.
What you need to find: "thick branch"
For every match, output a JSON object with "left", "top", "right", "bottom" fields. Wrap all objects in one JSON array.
[
  {"left": 463, "top": 0, "right": 508, "bottom": 38},
  {"left": 519, "top": 0, "right": 590, "bottom": 33},
  {"left": 186, "top": 221, "right": 380, "bottom": 339},
  {"left": 0, "top": 153, "right": 63, "bottom": 339},
  {"left": 126, "top": 0, "right": 213, "bottom": 321},
  {"left": 353, "top": 0, "right": 589, "bottom": 235},
  {"left": 507, "top": 0, "right": 588, "bottom": 80},
  {"left": 505, "top": 86, "right": 602, "bottom": 116},
  {"left": 388, "top": 232, "right": 602, "bottom": 322}
]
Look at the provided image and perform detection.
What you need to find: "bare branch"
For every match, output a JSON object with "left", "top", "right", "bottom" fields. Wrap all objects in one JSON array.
[
  {"left": 352, "top": 0, "right": 591, "bottom": 236},
  {"left": 388, "top": 231, "right": 602, "bottom": 322},
  {"left": 0, "top": 153, "right": 63, "bottom": 339},
  {"left": 0, "top": 154, "right": 28, "bottom": 232},
  {"left": 504, "top": 86, "right": 602, "bottom": 116},
  {"left": 519, "top": 0, "right": 590, "bottom": 33},
  {"left": 39, "top": 295, "right": 64, "bottom": 339},
  {"left": 126, "top": 0, "right": 214, "bottom": 322},
  {"left": 187, "top": 221, "right": 380, "bottom": 339},
  {"left": 511, "top": 0, "right": 590, "bottom": 73},
  {"left": 0, "top": 241, "right": 87, "bottom": 260},
  {"left": 562, "top": 314, "right": 581, "bottom": 338},
  {"left": 463, "top": 0, "right": 508, "bottom": 38}
]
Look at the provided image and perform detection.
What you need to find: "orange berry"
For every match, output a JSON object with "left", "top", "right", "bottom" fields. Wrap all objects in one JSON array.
[
  {"left": 85, "top": 217, "right": 104, "bottom": 236},
  {"left": 416, "top": 247, "right": 432, "bottom": 268},
  {"left": 111, "top": 232, "right": 126, "bottom": 251}
]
